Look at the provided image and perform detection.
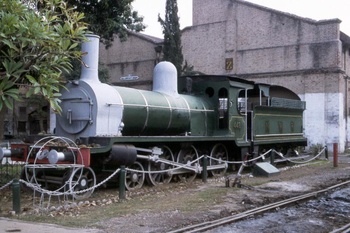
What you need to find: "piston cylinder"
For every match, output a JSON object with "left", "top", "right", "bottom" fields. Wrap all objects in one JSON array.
[
  {"left": 0, "top": 148, "right": 23, "bottom": 160},
  {"left": 107, "top": 144, "right": 137, "bottom": 166}
]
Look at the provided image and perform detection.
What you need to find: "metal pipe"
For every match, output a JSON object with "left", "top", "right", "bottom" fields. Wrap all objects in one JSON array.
[
  {"left": 245, "top": 88, "right": 248, "bottom": 142},
  {"left": 333, "top": 143, "right": 338, "bottom": 167},
  {"left": 47, "top": 150, "right": 74, "bottom": 164},
  {"left": 260, "top": 89, "right": 262, "bottom": 105},
  {"left": 202, "top": 155, "right": 208, "bottom": 183},
  {"left": 270, "top": 150, "right": 275, "bottom": 165},
  {"left": 12, "top": 179, "right": 20, "bottom": 214},
  {"left": 80, "top": 34, "right": 100, "bottom": 83},
  {"left": 137, "top": 155, "right": 201, "bottom": 173},
  {"left": 206, "top": 163, "right": 227, "bottom": 171},
  {"left": 0, "top": 148, "right": 11, "bottom": 160},
  {"left": 0, "top": 148, "right": 24, "bottom": 160}
]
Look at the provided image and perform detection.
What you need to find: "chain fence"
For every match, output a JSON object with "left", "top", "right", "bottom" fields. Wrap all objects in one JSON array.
[
  {"left": 0, "top": 144, "right": 328, "bottom": 212},
  {"left": 0, "top": 159, "right": 23, "bottom": 186}
]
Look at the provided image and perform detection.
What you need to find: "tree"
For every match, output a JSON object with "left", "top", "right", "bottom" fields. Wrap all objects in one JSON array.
[
  {"left": 0, "top": 0, "right": 88, "bottom": 138},
  {"left": 63, "top": 0, "right": 146, "bottom": 83},
  {"left": 67, "top": 0, "right": 146, "bottom": 48},
  {"left": 65, "top": 59, "right": 109, "bottom": 83},
  {"left": 158, "top": 0, "right": 184, "bottom": 76}
]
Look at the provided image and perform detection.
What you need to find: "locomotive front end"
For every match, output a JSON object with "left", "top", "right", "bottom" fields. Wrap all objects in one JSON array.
[{"left": 56, "top": 35, "right": 124, "bottom": 140}]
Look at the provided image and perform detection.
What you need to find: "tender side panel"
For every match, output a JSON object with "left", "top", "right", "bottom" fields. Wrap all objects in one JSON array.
[{"left": 253, "top": 105, "right": 306, "bottom": 145}]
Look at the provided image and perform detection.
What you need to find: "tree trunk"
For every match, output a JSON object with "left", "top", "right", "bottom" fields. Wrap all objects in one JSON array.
[{"left": 0, "top": 107, "right": 5, "bottom": 143}]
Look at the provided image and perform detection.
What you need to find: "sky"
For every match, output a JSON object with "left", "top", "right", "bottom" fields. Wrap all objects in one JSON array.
[{"left": 132, "top": 0, "right": 350, "bottom": 38}]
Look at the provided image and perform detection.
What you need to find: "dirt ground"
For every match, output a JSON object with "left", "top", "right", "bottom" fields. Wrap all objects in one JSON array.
[{"left": 1, "top": 154, "right": 350, "bottom": 233}]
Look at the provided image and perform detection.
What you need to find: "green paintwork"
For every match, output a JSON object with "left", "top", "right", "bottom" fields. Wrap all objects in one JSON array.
[
  {"left": 114, "top": 86, "right": 190, "bottom": 135},
  {"left": 181, "top": 95, "right": 215, "bottom": 136},
  {"left": 88, "top": 75, "right": 308, "bottom": 156},
  {"left": 253, "top": 105, "right": 305, "bottom": 144},
  {"left": 113, "top": 86, "right": 214, "bottom": 136}
]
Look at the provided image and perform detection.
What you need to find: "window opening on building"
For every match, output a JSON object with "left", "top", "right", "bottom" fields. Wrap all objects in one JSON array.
[
  {"left": 18, "top": 121, "right": 26, "bottom": 133},
  {"left": 19, "top": 107, "right": 26, "bottom": 114}
]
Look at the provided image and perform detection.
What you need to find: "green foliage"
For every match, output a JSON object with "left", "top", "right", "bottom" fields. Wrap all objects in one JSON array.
[
  {"left": 0, "top": 0, "right": 88, "bottom": 113},
  {"left": 65, "top": 60, "right": 110, "bottom": 83},
  {"left": 67, "top": 0, "right": 146, "bottom": 48},
  {"left": 158, "top": 0, "right": 184, "bottom": 76},
  {"left": 310, "top": 143, "right": 324, "bottom": 156},
  {"left": 97, "top": 62, "right": 110, "bottom": 83},
  {"left": 182, "top": 60, "right": 205, "bottom": 76}
]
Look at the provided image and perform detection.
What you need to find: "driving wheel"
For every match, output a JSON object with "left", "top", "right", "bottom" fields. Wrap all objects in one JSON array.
[{"left": 176, "top": 145, "right": 198, "bottom": 183}]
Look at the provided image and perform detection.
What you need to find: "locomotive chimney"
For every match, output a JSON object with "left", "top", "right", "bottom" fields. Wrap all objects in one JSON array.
[
  {"left": 80, "top": 34, "right": 100, "bottom": 83},
  {"left": 153, "top": 61, "right": 178, "bottom": 96}
]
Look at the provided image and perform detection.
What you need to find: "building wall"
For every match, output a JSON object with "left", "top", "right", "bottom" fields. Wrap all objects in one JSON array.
[
  {"left": 192, "top": 0, "right": 230, "bottom": 26},
  {"left": 182, "top": 22, "right": 227, "bottom": 74},
  {"left": 186, "top": 0, "right": 342, "bottom": 76},
  {"left": 99, "top": 32, "right": 163, "bottom": 90},
  {"left": 183, "top": 0, "right": 350, "bottom": 152},
  {"left": 345, "top": 48, "right": 350, "bottom": 74}
]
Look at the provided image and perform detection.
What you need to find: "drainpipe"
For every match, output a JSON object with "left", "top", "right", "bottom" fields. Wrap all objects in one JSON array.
[
  {"left": 344, "top": 46, "right": 349, "bottom": 148},
  {"left": 345, "top": 75, "right": 349, "bottom": 148}
]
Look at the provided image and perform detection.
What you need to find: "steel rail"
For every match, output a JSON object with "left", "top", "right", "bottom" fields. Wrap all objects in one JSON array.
[
  {"left": 330, "top": 222, "right": 350, "bottom": 233},
  {"left": 169, "top": 179, "right": 350, "bottom": 233}
]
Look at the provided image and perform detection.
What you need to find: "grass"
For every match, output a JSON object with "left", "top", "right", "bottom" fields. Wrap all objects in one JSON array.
[
  {"left": 5, "top": 159, "right": 346, "bottom": 229},
  {"left": 11, "top": 181, "right": 231, "bottom": 229}
]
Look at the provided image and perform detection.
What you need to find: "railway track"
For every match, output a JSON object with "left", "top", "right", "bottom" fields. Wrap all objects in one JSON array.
[
  {"left": 331, "top": 222, "right": 350, "bottom": 233},
  {"left": 170, "top": 180, "right": 350, "bottom": 233}
]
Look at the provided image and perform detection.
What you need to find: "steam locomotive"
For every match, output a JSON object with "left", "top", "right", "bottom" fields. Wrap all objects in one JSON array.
[{"left": 0, "top": 35, "right": 307, "bottom": 198}]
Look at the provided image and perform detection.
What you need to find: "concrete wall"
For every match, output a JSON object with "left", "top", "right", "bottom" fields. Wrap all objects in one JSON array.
[
  {"left": 99, "top": 32, "right": 163, "bottom": 90},
  {"left": 182, "top": 22, "right": 227, "bottom": 74},
  {"left": 183, "top": 0, "right": 349, "bottom": 152},
  {"left": 186, "top": 0, "right": 342, "bottom": 76}
]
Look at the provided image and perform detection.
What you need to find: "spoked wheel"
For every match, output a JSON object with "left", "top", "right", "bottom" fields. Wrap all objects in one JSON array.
[
  {"left": 147, "top": 146, "right": 174, "bottom": 186},
  {"left": 243, "top": 153, "right": 258, "bottom": 168},
  {"left": 23, "top": 136, "right": 84, "bottom": 196},
  {"left": 285, "top": 148, "right": 300, "bottom": 157},
  {"left": 209, "top": 143, "right": 228, "bottom": 176},
  {"left": 125, "top": 161, "right": 145, "bottom": 191},
  {"left": 176, "top": 145, "right": 198, "bottom": 183},
  {"left": 21, "top": 166, "right": 63, "bottom": 191},
  {"left": 68, "top": 167, "right": 96, "bottom": 200}
]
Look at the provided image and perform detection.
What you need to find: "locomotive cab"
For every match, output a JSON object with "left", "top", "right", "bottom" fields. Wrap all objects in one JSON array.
[
  {"left": 237, "top": 84, "right": 271, "bottom": 141},
  {"left": 178, "top": 75, "right": 255, "bottom": 138}
]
